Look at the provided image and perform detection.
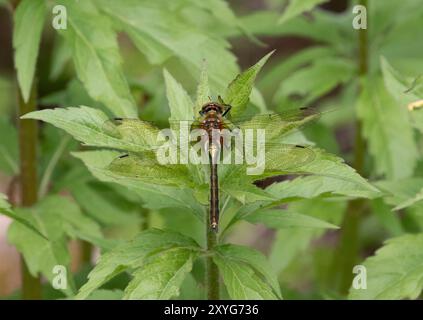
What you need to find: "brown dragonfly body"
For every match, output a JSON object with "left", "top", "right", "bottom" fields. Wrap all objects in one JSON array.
[{"left": 199, "top": 102, "right": 230, "bottom": 232}]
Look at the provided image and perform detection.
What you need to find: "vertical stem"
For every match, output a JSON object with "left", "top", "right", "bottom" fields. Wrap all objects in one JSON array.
[
  {"left": 206, "top": 218, "right": 219, "bottom": 300},
  {"left": 79, "top": 240, "right": 93, "bottom": 266},
  {"left": 140, "top": 209, "right": 149, "bottom": 231},
  {"left": 331, "top": 0, "right": 368, "bottom": 295},
  {"left": 18, "top": 84, "right": 42, "bottom": 299}
]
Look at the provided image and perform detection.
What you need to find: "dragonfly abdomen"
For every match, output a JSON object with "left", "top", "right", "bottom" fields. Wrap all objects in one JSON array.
[
  {"left": 209, "top": 161, "right": 219, "bottom": 232},
  {"left": 205, "top": 115, "right": 221, "bottom": 232}
]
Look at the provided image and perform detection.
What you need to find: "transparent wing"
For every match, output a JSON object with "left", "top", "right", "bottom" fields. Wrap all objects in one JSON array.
[
  {"left": 102, "top": 118, "right": 204, "bottom": 152},
  {"left": 102, "top": 118, "right": 173, "bottom": 152},
  {"left": 103, "top": 118, "right": 201, "bottom": 134},
  {"left": 102, "top": 117, "right": 203, "bottom": 135},
  {"left": 106, "top": 153, "right": 193, "bottom": 187},
  {"left": 229, "top": 106, "right": 320, "bottom": 124},
  {"left": 262, "top": 143, "right": 315, "bottom": 172},
  {"left": 102, "top": 107, "right": 323, "bottom": 132},
  {"left": 100, "top": 107, "right": 326, "bottom": 154},
  {"left": 219, "top": 143, "right": 316, "bottom": 182},
  {"left": 223, "top": 107, "right": 322, "bottom": 141}
]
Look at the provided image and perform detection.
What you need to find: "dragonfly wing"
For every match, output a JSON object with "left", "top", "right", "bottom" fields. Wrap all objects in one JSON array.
[
  {"left": 224, "top": 107, "right": 320, "bottom": 140},
  {"left": 219, "top": 142, "right": 316, "bottom": 181},
  {"left": 263, "top": 144, "right": 316, "bottom": 173},
  {"left": 102, "top": 118, "right": 164, "bottom": 152},
  {"left": 107, "top": 153, "right": 193, "bottom": 187},
  {"left": 227, "top": 107, "right": 320, "bottom": 123}
]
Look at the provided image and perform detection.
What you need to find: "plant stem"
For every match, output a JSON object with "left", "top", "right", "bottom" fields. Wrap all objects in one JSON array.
[
  {"left": 18, "top": 84, "right": 42, "bottom": 299},
  {"left": 330, "top": 0, "right": 369, "bottom": 295},
  {"left": 140, "top": 209, "right": 149, "bottom": 231},
  {"left": 80, "top": 240, "right": 93, "bottom": 266},
  {"left": 206, "top": 219, "right": 219, "bottom": 300}
]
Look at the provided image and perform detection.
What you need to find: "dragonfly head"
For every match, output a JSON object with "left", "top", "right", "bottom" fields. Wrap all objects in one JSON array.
[{"left": 199, "top": 102, "right": 224, "bottom": 116}]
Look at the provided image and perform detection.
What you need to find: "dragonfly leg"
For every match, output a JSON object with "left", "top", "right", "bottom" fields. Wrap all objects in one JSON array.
[{"left": 222, "top": 105, "right": 232, "bottom": 117}]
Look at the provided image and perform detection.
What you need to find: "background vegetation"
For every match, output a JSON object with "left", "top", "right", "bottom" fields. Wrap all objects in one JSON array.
[{"left": 0, "top": 0, "right": 423, "bottom": 300}]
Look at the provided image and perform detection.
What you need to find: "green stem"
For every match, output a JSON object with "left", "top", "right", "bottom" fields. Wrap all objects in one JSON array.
[
  {"left": 80, "top": 240, "right": 93, "bottom": 266},
  {"left": 18, "top": 84, "right": 42, "bottom": 299},
  {"left": 330, "top": 0, "right": 368, "bottom": 295},
  {"left": 206, "top": 219, "right": 219, "bottom": 300},
  {"left": 139, "top": 208, "right": 149, "bottom": 231}
]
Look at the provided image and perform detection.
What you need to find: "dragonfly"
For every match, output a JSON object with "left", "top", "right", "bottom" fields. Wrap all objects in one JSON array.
[{"left": 102, "top": 99, "right": 321, "bottom": 232}]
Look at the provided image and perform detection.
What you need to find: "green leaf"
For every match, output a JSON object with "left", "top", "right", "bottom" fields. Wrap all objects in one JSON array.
[
  {"left": 278, "top": 0, "right": 329, "bottom": 24},
  {"left": 22, "top": 106, "right": 157, "bottom": 153},
  {"left": 289, "top": 148, "right": 379, "bottom": 192},
  {"left": 371, "top": 198, "right": 403, "bottom": 236},
  {"left": 70, "top": 181, "right": 142, "bottom": 226},
  {"left": 7, "top": 196, "right": 95, "bottom": 295},
  {"left": 58, "top": 0, "right": 137, "bottom": 117},
  {"left": 273, "top": 57, "right": 355, "bottom": 105},
  {"left": 22, "top": 106, "right": 110, "bottom": 145},
  {"left": 163, "top": 69, "right": 195, "bottom": 121},
  {"left": 259, "top": 46, "right": 335, "bottom": 96},
  {"left": 246, "top": 209, "right": 339, "bottom": 229},
  {"left": 0, "top": 119, "right": 19, "bottom": 175},
  {"left": 222, "top": 148, "right": 378, "bottom": 228},
  {"left": 179, "top": 273, "right": 204, "bottom": 300},
  {"left": 84, "top": 289, "right": 124, "bottom": 300},
  {"left": 214, "top": 244, "right": 282, "bottom": 299},
  {"left": 95, "top": 0, "right": 238, "bottom": 93},
  {"left": 41, "top": 78, "right": 104, "bottom": 109},
  {"left": 376, "top": 178, "right": 423, "bottom": 211},
  {"left": 349, "top": 233, "right": 423, "bottom": 300},
  {"left": 72, "top": 150, "right": 204, "bottom": 220},
  {"left": 49, "top": 35, "right": 71, "bottom": 80},
  {"left": 107, "top": 153, "right": 193, "bottom": 187},
  {"left": 9, "top": 214, "right": 74, "bottom": 296},
  {"left": 357, "top": 78, "right": 418, "bottom": 179},
  {"left": 410, "top": 108, "right": 423, "bottom": 134},
  {"left": 184, "top": 0, "right": 259, "bottom": 45},
  {"left": 13, "top": 0, "right": 46, "bottom": 102},
  {"left": 381, "top": 57, "right": 423, "bottom": 106},
  {"left": 269, "top": 199, "right": 345, "bottom": 273},
  {"left": 239, "top": 10, "right": 350, "bottom": 47},
  {"left": 224, "top": 148, "right": 379, "bottom": 203},
  {"left": 223, "top": 183, "right": 275, "bottom": 204},
  {"left": 224, "top": 51, "right": 274, "bottom": 118},
  {"left": 195, "top": 62, "right": 210, "bottom": 115},
  {"left": 270, "top": 228, "right": 318, "bottom": 273},
  {"left": 124, "top": 247, "right": 198, "bottom": 300},
  {"left": 380, "top": 57, "right": 423, "bottom": 108},
  {"left": 0, "top": 193, "right": 46, "bottom": 239},
  {"left": 266, "top": 174, "right": 379, "bottom": 200},
  {"left": 394, "top": 188, "right": 423, "bottom": 211},
  {"left": 45, "top": 195, "right": 104, "bottom": 244},
  {"left": 380, "top": 57, "right": 423, "bottom": 133},
  {"left": 213, "top": 245, "right": 279, "bottom": 300},
  {"left": 76, "top": 229, "right": 200, "bottom": 299}
]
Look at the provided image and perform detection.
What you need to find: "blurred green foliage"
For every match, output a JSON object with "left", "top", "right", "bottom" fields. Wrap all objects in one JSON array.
[{"left": 1, "top": 0, "right": 423, "bottom": 300}]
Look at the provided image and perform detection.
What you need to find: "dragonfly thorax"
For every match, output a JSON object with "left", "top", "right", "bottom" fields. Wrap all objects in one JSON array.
[
  {"left": 200, "top": 102, "right": 225, "bottom": 131},
  {"left": 202, "top": 115, "right": 222, "bottom": 131}
]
